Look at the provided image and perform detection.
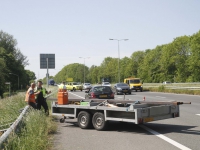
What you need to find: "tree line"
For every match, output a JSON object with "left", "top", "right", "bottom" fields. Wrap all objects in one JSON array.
[
  {"left": 53, "top": 30, "right": 200, "bottom": 84},
  {"left": 0, "top": 31, "right": 36, "bottom": 98},
  {"left": 1, "top": 29, "right": 200, "bottom": 97}
]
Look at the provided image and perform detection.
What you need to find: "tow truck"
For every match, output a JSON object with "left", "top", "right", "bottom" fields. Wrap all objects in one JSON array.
[{"left": 50, "top": 98, "right": 191, "bottom": 131}]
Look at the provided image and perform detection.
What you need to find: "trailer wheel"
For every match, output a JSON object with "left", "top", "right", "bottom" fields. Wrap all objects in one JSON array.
[
  {"left": 60, "top": 118, "right": 65, "bottom": 123},
  {"left": 92, "top": 112, "right": 107, "bottom": 131},
  {"left": 78, "top": 111, "right": 92, "bottom": 129}
]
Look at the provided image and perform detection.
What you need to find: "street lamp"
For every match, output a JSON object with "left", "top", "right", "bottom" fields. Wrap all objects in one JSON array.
[
  {"left": 109, "top": 39, "right": 128, "bottom": 83},
  {"left": 9, "top": 73, "right": 19, "bottom": 90},
  {"left": 79, "top": 57, "right": 90, "bottom": 83}
]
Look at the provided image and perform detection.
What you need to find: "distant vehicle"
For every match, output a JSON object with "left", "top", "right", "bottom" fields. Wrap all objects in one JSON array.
[
  {"left": 101, "top": 78, "right": 110, "bottom": 83},
  {"left": 85, "top": 85, "right": 114, "bottom": 99},
  {"left": 163, "top": 81, "right": 171, "bottom": 84},
  {"left": 113, "top": 83, "right": 131, "bottom": 95},
  {"left": 102, "top": 82, "right": 111, "bottom": 87},
  {"left": 66, "top": 82, "right": 83, "bottom": 91},
  {"left": 48, "top": 79, "right": 55, "bottom": 85},
  {"left": 83, "top": 83, "right": 92, "bottom": 90},
  {"left": 124, "top": 77, "right": 143, "bottom": 92}
]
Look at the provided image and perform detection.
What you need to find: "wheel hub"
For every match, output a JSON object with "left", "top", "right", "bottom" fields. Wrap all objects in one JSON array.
[
  {"left": 96, "top": 117, "right": 103, "bottom": 126},
  {"left": 80, "top": 116, "right": 87, "bottom": 126}
]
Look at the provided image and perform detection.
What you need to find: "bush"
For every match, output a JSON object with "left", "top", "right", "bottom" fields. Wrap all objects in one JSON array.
[
  {"left": 3, "top": 92, "right": 10, "bottom": 98},
  {"left": 158, "top": 85, "right": 165, "bottom": 92}
]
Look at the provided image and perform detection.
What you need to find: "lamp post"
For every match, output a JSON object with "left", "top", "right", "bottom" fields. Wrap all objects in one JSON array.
[
  {"left": 109, "top": 39, "right": 128, "bottom": 83},
  {"left": 9, "top": 73, "right": 19, "bottom": 90},
  {"left": 79, "top": 57, "right": 90, "bottom": 83}
]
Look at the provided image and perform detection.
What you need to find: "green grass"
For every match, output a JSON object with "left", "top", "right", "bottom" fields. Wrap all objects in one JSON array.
[
  {"left": 0, "top": 86, "right": 58, "bottom": 150},
  {"left": 0, "top": 93, "right": 26, "bottom": 130},
  {"left": 4, "top": 109, "right": 57, "bottom": 150},
  {"left": 144, "top": 86, "right": 200, "bottom": 95}
]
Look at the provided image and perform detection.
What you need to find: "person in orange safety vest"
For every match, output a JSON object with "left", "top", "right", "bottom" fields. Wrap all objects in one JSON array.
[{"left": 25, "top": 83, "right": 40, "bottom": 109}]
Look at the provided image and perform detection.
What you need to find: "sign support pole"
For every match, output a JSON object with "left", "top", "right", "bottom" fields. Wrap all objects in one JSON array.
[{"left": 46, "top": 58, "right": 49, "bottom": 88}]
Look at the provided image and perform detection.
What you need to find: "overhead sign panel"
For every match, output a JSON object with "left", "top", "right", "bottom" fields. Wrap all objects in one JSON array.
[{"left": 40, "top": 54, "right": 55, "bottom": 69}]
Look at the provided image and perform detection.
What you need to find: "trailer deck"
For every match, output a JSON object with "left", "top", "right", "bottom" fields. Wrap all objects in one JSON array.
[{"left": 51, "top": 98, "right": 190, "bottom": 130}]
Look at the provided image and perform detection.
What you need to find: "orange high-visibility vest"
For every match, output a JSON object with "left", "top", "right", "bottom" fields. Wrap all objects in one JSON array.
[{"left": 25, "top": 88, "right": 36, "bottom": 103}]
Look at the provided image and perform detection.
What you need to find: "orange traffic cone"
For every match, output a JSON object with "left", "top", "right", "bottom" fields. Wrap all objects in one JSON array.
[{"left": 143, "top": 97, "right": 145, "bottom": 101}]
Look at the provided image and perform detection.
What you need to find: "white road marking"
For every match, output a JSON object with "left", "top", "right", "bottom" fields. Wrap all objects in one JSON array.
[
  {"left": 155, "top": 96, "right": 166, "bottom": 99},
  {"left": 139, "top": 125, "right": 192, "bottom": 150},
  {"left": 69, "top": 92, "right": 192, "bottom": 150},
  {"left": 196, "top": 114, "right": 200, "bottom": 116},
  {"left": 69, "top": 92, "right": 85, "bottom": 99}
]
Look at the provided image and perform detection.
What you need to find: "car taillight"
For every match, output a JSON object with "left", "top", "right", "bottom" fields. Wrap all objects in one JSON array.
[
  {"left": 91, "top": 92, "right": 96, "bottom": 98},
  {"left": 138, "top": 118, "right": 143, "bottom": 124},
  {"left": 111, "top": 93, "right": 114, "bottom": 98}
]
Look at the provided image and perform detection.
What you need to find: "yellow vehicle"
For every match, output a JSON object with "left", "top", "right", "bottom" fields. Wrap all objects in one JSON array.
[
  {"left": 66, "top": 82, "right": 83, "bottom": 92},
  {"left": 124, "top": 78, "right": 143, "bottom": 92}
]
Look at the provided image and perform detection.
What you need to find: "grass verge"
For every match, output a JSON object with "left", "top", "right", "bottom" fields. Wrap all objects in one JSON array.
[
  {"left": 144, "top": 86, "right": 200, "bottom": 95},
  {"left": 3, "top": 109, "right": 57, "bottom": 150},
  {"left": 1, "top": 87, "right": 58, "bottom": 150}
]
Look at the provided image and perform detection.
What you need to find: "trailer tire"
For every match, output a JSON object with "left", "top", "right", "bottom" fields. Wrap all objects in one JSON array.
[
  {"left": 92, "top": 112, "right": 107, "bottom": 131},
  {"left": 78, "top": 111, "right": 92, "bottom": 129},
  {"left": 60, "top": 118, "right": 65, "bottom": 123}
]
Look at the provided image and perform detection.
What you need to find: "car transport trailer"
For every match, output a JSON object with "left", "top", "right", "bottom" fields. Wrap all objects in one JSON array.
[{"left": 51, "top": 98, "right": 191, "bottom": 131}]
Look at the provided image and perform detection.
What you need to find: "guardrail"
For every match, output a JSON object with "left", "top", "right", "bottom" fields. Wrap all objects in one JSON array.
[
  {"left": 143, "top": 83, "right": 200, "bottom": 90},
  {"left": 0, "top": 105, "right": 30, "bottom": 149},
  {"left": 0, "top": 89, "right": 56, "bottom": 149}
]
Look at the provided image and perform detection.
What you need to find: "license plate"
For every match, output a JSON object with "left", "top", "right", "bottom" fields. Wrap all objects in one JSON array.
[
  {"left": 99, "top": 95, "right": 107, "bottom": 98},
  {"left": 123, "top": 90, "right": 127, "bottom": 92},
  {"left": 143, "top": 117, "right": 154, "bottom": 122}
]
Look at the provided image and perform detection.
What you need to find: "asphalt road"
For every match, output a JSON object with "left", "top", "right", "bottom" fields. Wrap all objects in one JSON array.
[{"left": 52, "top": 91, "right": 200, "bottom": 150}]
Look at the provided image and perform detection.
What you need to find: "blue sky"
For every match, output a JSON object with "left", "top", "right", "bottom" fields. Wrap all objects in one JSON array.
[{"left": 1, "top": 0, "right": 200, "bottom": 79}]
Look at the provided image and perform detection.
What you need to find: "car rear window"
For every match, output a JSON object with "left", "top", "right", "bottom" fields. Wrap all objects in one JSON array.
[
  {"left": 117, "top": 83, "right": 128, "bottom": 86},
  {"left": 93, "top": 86, "right": 112, "bottom": 93}
]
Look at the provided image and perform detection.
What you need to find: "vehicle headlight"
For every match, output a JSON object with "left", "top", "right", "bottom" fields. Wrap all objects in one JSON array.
[{"left": 117, "top": 88, "right": 122, "bottom": 91}]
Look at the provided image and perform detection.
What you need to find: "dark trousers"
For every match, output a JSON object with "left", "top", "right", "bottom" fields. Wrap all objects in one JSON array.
[
  {"left": 37, "top": 98, "right": 49, "bottom": 115},
  {"left": 28, "top": 102, "right": 37, "bottom": 109}
]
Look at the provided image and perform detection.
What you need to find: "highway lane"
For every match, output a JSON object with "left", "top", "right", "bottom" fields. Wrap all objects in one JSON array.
[{"left": 53, "top": 91, "right": 199, "bottom": 150}]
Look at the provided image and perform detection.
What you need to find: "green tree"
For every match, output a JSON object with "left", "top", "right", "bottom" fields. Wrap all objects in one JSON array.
[{"left": 187, "top": 30, "right": 200, "bottom": 82}]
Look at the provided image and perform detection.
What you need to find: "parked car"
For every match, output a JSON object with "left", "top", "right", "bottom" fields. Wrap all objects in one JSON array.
[
  {"left": 83, "top": 83, "right": 92, "bottom": 90},
  {"left": 163, "top": 81, "right": 171, "bottom": 84},
  {"left": 113, "top": 83, "right": 131, "bottom": 95},
  {"left": 102, "top": 82, "right": 111, "bottom": 87},
  {"left": 85, "top": 85, "right": 114, "bottom": 99}
]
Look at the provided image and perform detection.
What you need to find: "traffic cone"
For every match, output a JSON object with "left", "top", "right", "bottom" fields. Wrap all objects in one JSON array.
[{"left": 143, "top": 97, "right": 145, "bottom": 101}]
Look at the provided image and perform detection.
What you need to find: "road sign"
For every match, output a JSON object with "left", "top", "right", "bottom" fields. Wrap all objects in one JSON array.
[
  {"left": 40, "top": 54, "right": 55, "bottom": 69},
  {"left": 67, "top": 78, "right": 73, "bottom": 82},
  {"left": 5, "top": 82, "right": 10, "bottom": 85}
]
